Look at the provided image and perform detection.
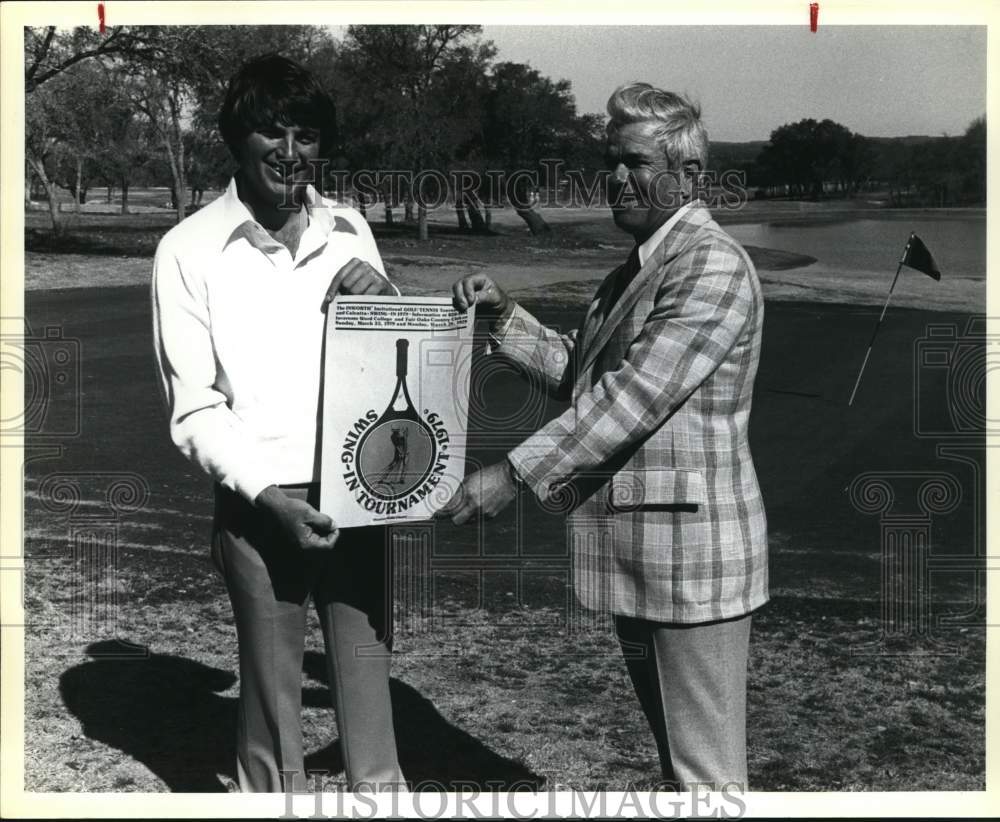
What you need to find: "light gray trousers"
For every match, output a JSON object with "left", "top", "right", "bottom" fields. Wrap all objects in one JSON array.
[
  {"left": 614, "top": 612, "right": 752, "bottom": 791},
  {"left": 212, "top": 484, "right": 404, "bottom": 792}
]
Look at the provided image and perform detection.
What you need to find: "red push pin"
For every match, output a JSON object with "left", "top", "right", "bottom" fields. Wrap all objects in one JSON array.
[
  {"left": 98, "top": 2, "right": 106, "bottom": 34},
  {"left": 810, "top": 3, "right": 819, "bottom": 33}
]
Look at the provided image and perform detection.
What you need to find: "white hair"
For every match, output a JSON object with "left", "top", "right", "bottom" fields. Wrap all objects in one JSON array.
[{"left": 606, "top": 82, "right": 708, "bottom": 170}]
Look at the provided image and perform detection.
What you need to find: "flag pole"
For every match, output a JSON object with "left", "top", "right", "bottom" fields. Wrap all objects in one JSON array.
[{"left": 847, "top": 255, "right": 906, "bottom": 407}]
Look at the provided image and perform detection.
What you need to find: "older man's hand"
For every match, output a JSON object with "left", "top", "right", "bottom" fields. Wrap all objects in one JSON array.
[
  {"left": 438, "top": 461, "right": 518, "bottom": 525},
  {"left": 322, "top": 257, "right": 394, "bottom": 310},
  {"left": 452, "top": 273, "right": 511, "bottom": 320}
]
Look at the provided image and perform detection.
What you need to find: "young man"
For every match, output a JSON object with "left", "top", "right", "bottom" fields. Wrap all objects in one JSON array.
[
  {"left": 152, "top": 54, "right": 404, "bottom": 792},
  {"left": 447, "top": 82, "right": 768, "bottom": 790}
]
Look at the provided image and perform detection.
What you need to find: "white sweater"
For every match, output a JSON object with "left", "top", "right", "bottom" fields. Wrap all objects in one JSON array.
[{"left": 152, "top": 178, "right": 396, "bottom": 502}]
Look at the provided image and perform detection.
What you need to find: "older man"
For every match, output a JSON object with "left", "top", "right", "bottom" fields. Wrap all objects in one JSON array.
[{"left": 448, "top": 82, "right": 768, "bottom": 790}]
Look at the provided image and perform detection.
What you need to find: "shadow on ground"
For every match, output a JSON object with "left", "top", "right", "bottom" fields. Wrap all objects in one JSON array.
[
  {"left": 300, "top": 651, "right": 543, "bottom": 790},
  {"left": 59, "top": 640, "right": 541, "bottom": 792}
]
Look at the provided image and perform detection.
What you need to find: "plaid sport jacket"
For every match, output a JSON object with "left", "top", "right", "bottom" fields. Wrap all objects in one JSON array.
[{"left": 501, "top": 204, "right": 768, "bottom": 623}]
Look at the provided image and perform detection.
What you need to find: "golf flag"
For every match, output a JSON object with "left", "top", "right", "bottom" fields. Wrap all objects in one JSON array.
[
  {"left": 848, "top": 232, "right": 942, "bottom": 405},
  {"left": 900, "top": 232, "right": 941, "bottom": 280}
]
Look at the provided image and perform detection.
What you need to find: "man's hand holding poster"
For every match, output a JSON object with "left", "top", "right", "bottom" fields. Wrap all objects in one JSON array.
[{"left": 320, "top": 296, "right": 475, "bottom": 527}]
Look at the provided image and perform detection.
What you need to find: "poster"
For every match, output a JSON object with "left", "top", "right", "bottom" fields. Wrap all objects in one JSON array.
[{"left": 320, "top": 295, "right": 476, "bottom": 527}]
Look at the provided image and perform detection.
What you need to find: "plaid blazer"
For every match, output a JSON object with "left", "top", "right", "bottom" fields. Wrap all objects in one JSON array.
[{"left": 502, "top": 205, "right": 768, "bottom": 623}]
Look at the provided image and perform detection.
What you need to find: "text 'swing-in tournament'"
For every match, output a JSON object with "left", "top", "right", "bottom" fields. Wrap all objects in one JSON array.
[{"left": 321, "top": 296, "right": 475, "bottom": 527}]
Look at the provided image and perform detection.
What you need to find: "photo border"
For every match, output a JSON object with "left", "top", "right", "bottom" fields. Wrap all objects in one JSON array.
[{"left": 2, "top": 0, "right": 996, "bottom": 817}]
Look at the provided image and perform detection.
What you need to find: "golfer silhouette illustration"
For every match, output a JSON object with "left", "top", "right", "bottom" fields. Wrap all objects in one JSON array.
[{"left": 377, "top": 426, "right": 409, "bottom": 485}]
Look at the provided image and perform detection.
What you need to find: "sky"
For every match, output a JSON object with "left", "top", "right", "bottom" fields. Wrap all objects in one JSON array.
[{"left": 479, "top": 26, "right": 987, "bottom": 142}]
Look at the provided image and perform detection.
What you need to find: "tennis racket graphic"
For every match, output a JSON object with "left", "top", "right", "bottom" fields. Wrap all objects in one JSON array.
[{"left": 356, "top": 338, "right": 438, "bottom": 500}]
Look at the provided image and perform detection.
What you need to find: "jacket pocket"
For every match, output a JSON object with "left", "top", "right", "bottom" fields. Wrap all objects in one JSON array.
[{"left": 608, "top": 468, "right": 708, "bottom": 512}]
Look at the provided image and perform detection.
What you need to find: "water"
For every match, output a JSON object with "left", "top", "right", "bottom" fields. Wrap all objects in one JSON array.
[{"left": 726, "top": 215, "right": 986, "bottom": 281}]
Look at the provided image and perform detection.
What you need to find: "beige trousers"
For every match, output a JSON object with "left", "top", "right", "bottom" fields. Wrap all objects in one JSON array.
[{"left": 212, "top": 484, "right": 404, "bottom": 792}]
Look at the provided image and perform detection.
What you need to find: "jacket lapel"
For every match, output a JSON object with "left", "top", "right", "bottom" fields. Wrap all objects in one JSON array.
[
  {"left": 580, "top": 261, "right": 627, "bottom": 350},
  {"left": 577, "top": 204, "right": 713, "bottom": 377}
]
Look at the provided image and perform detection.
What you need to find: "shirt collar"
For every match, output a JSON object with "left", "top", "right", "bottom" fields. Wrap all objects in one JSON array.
[
  {"left": 219, "top": 177, "right": 347, "bottom": 253},
  {"left": 636, "top": 202, "right": 694, "bottom": 267}
]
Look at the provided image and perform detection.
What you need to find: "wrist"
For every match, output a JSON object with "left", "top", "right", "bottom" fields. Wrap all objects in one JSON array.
[
  {"left": 254, "top": 484, "right": 286, "bottom": 511},
  {"left": 489, "top": 296, "right": 514, "bottom": 325},
  {"left": 487, "top": 300, "right": 516, "bottom": 350},
  {"left": 505, "top": 457, "right": 527, "bottom": 494}
]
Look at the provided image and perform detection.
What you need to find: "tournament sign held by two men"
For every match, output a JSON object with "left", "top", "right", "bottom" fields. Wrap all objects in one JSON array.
[{"left": 320, "top": 295, "right": 475, "bottom": 527}]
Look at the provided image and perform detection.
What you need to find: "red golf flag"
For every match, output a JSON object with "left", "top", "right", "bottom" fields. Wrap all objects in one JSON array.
[{"left": 900, "top": 232, "right": 941, "bottom": 280}]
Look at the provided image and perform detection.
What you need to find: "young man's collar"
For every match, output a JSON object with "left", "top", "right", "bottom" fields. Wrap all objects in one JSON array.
[{"left": 220, "top": 177, "right": 350, "bottom": 250}]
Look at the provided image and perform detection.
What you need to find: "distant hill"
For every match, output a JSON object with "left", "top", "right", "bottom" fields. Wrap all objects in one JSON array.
[
  {"left": 862, "top": 134, "right": 950, "bottom": 146},
  {"left": 709, "top": 135, "right": 946, "bottom": 169},
  {"left": 708, "top": 140, "right": 768, "bottom": 169}
]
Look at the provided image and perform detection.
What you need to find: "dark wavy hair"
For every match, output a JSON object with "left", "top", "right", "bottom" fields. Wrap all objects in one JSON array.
[{"left": 218, "top": 54, "right": 337, "bottom": 157}]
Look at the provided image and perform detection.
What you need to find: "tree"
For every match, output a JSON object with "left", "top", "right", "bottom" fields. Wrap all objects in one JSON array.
[
  {"left": 957, "top": 116, "right": 986, "bottom": 204},
  {"left": 127, "top": 62, "right": 190, "bottom": 219},
  {"left": 883, "top": 139, "right": 913, "bottom": 206},
  {"left": 757, "top": 118, "right": 868, "bottom": 199},
  {"left": 758, "top": 119, "right": 817, "bottom": 197},
  {"left": 47, "top": 61, "right": 111, "bottom": 210},
  {"left": 184, "top": 125, "right": 231, "bottom": 201},
  {"left": 26, "top": 25, "right": 345, "bottom": 229},
  {"left": 24, "top": 28, "right": 146, "bottom": 230},
  {"left": 335, "top": 25, "right": 495, "bottom": 240},
  {"left": 25, "top": 61, "right": 112, "bottom": 220},
  {"left": 480, "top": 62, "right": 585, "bottom": 235},
  {"left": 25, "top": 79, "right": 67, "bottom": 233},
  {"left": 147, "top": 26, "right": 337, "bottom": 221},
  {"left": 184, "top": 25, "right": 335, "bottom": 130},
  {"left": 25, "top": 25, "right": 163, "bottom": 228},
  {"left": 838, "top": 133, "right": 876, "bottom": 196},
  {"left": 25, "top": 25, "right": 158, "bottom": 93},
  {"left": 90, "top": 70, "right": 155, "bottom": 214}
]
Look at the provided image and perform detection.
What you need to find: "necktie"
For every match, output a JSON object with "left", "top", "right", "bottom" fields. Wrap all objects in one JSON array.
[
  {"left": 577, "top": 246, "right": 642, "bottom": 380},
  {"left": 603, "top": 245, "right": 641, "bottom": 320}
]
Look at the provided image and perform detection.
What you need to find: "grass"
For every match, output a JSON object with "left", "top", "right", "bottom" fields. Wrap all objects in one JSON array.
[
  {"left": 17, "top": 197, "right": 987, "bottom": 793},
  {"left": 21, "top": 543, "right": 986, "bottom": 792}
]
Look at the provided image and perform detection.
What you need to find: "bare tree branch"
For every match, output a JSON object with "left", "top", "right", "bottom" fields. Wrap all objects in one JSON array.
[
  {"left": 24, "top": 28, "right": 162, "bottom": 93},
  {"left": 25, "top": 26, "right": 57, "bottom": 86}
]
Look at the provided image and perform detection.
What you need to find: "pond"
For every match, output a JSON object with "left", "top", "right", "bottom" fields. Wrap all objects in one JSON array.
[{"left": 726, "top": 214, "right": 986, "bottom": 282}]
